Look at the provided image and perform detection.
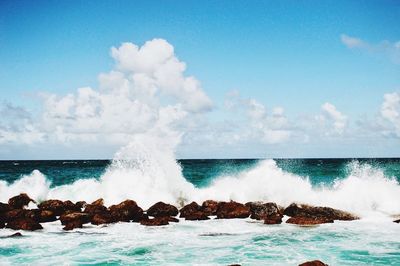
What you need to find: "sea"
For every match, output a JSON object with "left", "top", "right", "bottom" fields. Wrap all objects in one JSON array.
[{"left": 0, "top": 158, "right": 400, "bottom": 265}]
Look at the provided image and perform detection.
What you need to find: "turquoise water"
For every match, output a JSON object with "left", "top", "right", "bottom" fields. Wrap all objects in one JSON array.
[{"left": 0, "top": 158, "right": 400, "bottom": 265}]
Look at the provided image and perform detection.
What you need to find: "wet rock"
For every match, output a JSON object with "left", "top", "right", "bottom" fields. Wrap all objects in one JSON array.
[
  {"left": 91, "top": 211, "right": 114, "bottom": 225},
  {"left": 0, "top": 221, "right": 4, "bottom": 228},
  {"left": 284, "top": 203, "right": 358, "bottom": 221},
  {"left": 83, "top": 199, "right": 108, "bottom": 215},
  {"left": 8, "top": 193, "right": 35, "bottom": 209},
  {"left": 216, "top": 201, "right": 250, "bottom": 219},
  {"left": 108, "top": 200, "right": 144, "bottom": 222},
  {"left": 63, "top": 220, "right": 83, "bottom": 231},
  {"left": 7, "top": 232, "right": 23, "bottom": 238},
  {"left": 246, "top": 201, "right": 283, "bottom": 221},
  {"left": 6, "top": 218, "right": 43, "bottom": 231},
  {"left": 185, "top": 212, "right": 210, "bottom": 221},
  {"left": 264, "top": 216, "right": 283, "bottom": 225},
  {"left": 167, "top": 216, "right": 179, "bottom": 223},
  {"left": 299, "top": 260, "right": 328, "bottom": 266},
  {"left": 60, "top": 212, "right": 91, "bottom": 225},
  {"left": 394, "top": 219, "right": 400, "bottom": 223},
  {"left": 4, "top": 209, "right": 26, "bottom": 222},
  {"left": 75, "top": 201, "right": 87, "bottom": 209},
  {"left": 201, "top": 200, "right": 218, "bottom": 216},
  {"left": 37, "top": 210, "right": 57, "bottom": 223},
  {"left": 0, "top": 202, "right": 11, "bottom": 213},
  {"left": 286, "top": 216, "right": 334, "bottom": 225},
  {"left": 180, "top": 202, "right": 202, "bottom": 218},
  {"left": 140, "top": 217, "right": 169, "bottom": 226},
  {"left": 147, "top": 202, "right": 179, "bottom": 217},
  {"left": 38, "top": 200, "right": 65, "bottom": 215}
]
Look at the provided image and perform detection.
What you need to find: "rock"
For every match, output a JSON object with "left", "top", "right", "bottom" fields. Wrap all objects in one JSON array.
[
  {"left": 140, "top": 217, "right": 169, "bottom": 226},
  {"left": 0, "top": 221, "right": 4, "bottom": 228},
  {"left": 60, "top": 212, "right": 92, "bottom": 225},
  {"left": 8, "top": 193, "right": 35, "bottom": 209},
  {"left": 394, "top": 219, "right": 400, "bottom": 223},
  {"left": 63, "top": 220, "right": 83, "bottom": 231},
  {"left": 6, "top": 218, "right": 43, "bottom": 231},
  {"left": 75, "top": 201, "right": 87, "bottom": 209},
  {"left": 185, "top": 212, "right": 210, "bottom": 221},
  {"left": 180, "top": 202, "right": 202, "bottom": 218},
  {"left": 284, "top": 203, "right": 358, "bottom": 221},
  {"left": 83, "top": 199, "right": 108, "bottom": 215},
  {"left": 147, "top": 202, "right": 179, "bottom": 217},
  {"left": 91, "top": 211, "right": 114, "bottom": 225},
  {"left": 201, "top": 200, "right": 218, "bottom": 215},
  {"left": 246, "top": 201, "right": 283, "bottom": 221},
  {"left": 216, "top": 201, "right": 250, "bottom": 219},
  {"left": 4, "top": 209, "right": 26, "bottom": 222},
  {"left": 37, "top": 210, "right": 57, "bottom": 223},
  {"left": 108, "top": 200, "right": 144, "bottom": 222},
  {"left": 286, "top": 216, "right": 334, "bottom": 225},
  {"left": 0, "top": 202, "right": 11, "bottom": 213},
  {"left": 166, "top": 216, "right": 179, "bottom": 223},
  {"left": 299, "top": 260, "right": 328, "bottom": 266},
  {"left": 264, "top": 216, "right": 282, "bottom": 225},
  {"left": 7, "top": 232, "right": 23, "bottom": 238},
  {"left": 38, "top": 199, "right": 81, "bottom": 216}
]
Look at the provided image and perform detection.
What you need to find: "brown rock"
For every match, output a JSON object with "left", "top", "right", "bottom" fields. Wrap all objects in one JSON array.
[
  {"left": 286, "top": 216, "right": 334, "bottom": 225},
  {"left": 246, "top": 201, "right": 283, "bottom": 221},
  {"left": 4, "top": 209, "right": 26, "bottom": 222},
  {"left": 284, "top": 203, "right": 358, "bottom": 221},
  {"left": 75, "top": 201, "right": 87, "bottom": 209},
  {"left": 60, "top": 212, "right": 92, "bottom": 225},
  {"left": 201, "top": 200, "right": 218, "bottom": 215},
  {"left": 84, "top": 201, "right": 108, "bottom": 215},
  {"left": 91, "top": 211, "right": 114, "bottom": 225},
  {"left": 180, "top": 202, "right": 202, "bottom": 218},
  {"left": 299, "top": 260, "right": 328, "bottom": 266},
  {"left": 63, "top": 220, "right": 83, "bottom": 231},
  {"left": 140, "top": 217, "right": 169, "bottom": 226},
  {"left": 147, "top": 202, "right": 179, "bottom": 217},
  {"left": 0, "top": 202, "right": 11, "bottom": 213},
  {"left": 37, "top": 210, "right": 57, "bottom": 223},
  {"left": 108, "top": 200, "right": 144, "bottom": 222},
  {"left": 185, "top": 211, "right": 210, "bottom": 221},
  {"left": 216, "top": 201, "right": 250, "bottom": 219},
  {"left": 6, "top": 218, "right": 43, "bottom": 231},
  {"left": 38, "top": 200, "right": 64, "bottom": 215},
  {"left": 8, "top": 193, "right": 35, "bottom": 209},
  {"left": 264, "top": 216, "right": 282, "bottom": 225}
]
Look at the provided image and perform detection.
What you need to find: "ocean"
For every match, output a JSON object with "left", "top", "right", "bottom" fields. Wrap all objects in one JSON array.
[{"left": 0, "top": 158, "right": 400, "bottom": 265}]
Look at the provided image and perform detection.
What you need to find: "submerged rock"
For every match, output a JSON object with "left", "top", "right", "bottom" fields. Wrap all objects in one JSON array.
[
  {"left": 109, "top": 200, "right": 144, "bottom": 222},
  {"left": 8, "top": 193, "right": 35, "bottom": 209},
  {"left": 286, "top": 216, "right": 334, "bottom": 225},
  {"left": 7, "top": 232, "right": 23, "bottom": 238},
  {"left": 299, "top": 260, "right": 328, "bottom": 266},
  {"left": 216, "top": 201, "right": 250, "bottom": 219},
  {"left": 284, "top": 203, "right": 358, "bottom": 221},
  {"left": 140, "top": 217, "right": 170, "bottom": 226},
  {"left": 147, "top": 202, "right": 178, "bottom": 217},
  {"left": 6, "top": 218, "right": 43, "bottom": 231}
]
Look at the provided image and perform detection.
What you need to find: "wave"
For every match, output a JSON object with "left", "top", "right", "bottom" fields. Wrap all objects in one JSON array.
[{"left": 1, "top": 139, "right": 400, "bottom": 218}]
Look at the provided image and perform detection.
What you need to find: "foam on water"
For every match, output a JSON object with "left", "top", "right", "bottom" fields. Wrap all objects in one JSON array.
[{"left": 1, "top": 137, "right": 400, "bottom": 218}]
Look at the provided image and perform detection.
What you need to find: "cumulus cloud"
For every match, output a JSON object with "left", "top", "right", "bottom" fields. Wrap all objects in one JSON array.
[
  {"left": 316, "top": 102, "right": 347, "bottom": 135},
  {"left": 341, "top": 34, "right": 400, "bottom": 64},
  {"left": 380, "top": 92, "right": 400, "bottom": 137}
]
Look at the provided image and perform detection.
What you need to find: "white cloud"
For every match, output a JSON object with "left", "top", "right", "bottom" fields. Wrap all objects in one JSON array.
[
  {"left": 316, "top": 102, "right": 347, "bottom": 135},
  {"left": 380, "top": 92, "right": 400, "bottom": 137},
  {"left": 341, "top": 34, "right": 400, "bottom": 64}
]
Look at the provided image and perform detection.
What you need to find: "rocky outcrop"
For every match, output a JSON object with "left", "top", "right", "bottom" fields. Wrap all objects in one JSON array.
[
  {"left": 201, "top": 200, "right": 218, "bottom": 216},
  {"left": 284, "top": 203, "right": 358, "bottom": 221},
  {"left": 179, "top": 202, "right": 210, "bottom": 220},
  {"left": 60, "top": 212, "right": 91, "bottom": 225},
  {"left": 140, "top": 217, "right": 170, "bottom": 226},
  {"left": 8, "top": 194, "right": 35, "bottom": 209},
  {"left": 83, "top": 199, "right": 108, "bottom": 214},
  {"left": 216, "top": 201, "right": 250, "bottom": 219},
  {"left": 6, "top": 218, "right": 43, "bottom": 231},
  {"left": 246, "top": 201, "right": 283, "bottom": 224},
  {"left": 287, "top": 216, "right": 334, "bottom": 225},
  {"left": 108, "top": 200, "right": 144, "bottom": 222},
  {"left": 299, "top": 260, "right": 328, "bottom": 266},
  {"left": 147, "top": 202, "right": 179, "bottom": 217}
]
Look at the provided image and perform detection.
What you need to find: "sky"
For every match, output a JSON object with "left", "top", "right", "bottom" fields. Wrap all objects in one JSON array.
[{"left": 0, "top": 0, "right": 399, "bottom": 159}]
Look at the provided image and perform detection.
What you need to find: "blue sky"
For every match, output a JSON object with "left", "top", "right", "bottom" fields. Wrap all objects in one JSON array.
[{"left": 0, "top": 1, "right": 399, "bottom": 159}]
